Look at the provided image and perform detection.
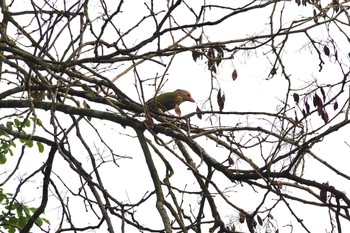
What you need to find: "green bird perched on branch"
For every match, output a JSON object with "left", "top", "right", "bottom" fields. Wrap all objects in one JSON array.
[{"left": 146, "top": 89, "right": 195, "bottom": 115}]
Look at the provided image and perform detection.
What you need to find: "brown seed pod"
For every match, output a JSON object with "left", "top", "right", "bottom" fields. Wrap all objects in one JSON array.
[{"left": 239, "top": 212, "right": 245, "bottom": 223}]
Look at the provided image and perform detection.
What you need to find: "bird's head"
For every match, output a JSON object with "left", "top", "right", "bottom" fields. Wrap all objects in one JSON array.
[{"left": 175, "top": 89, "right": 195, "bottom": 104}]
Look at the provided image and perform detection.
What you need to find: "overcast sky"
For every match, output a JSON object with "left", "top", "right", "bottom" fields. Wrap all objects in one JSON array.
[{"left": 1, "top": 1, "right": 350, "bottom": 233}]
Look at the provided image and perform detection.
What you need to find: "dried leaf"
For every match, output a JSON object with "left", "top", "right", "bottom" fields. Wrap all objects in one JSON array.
[
  {"left": 313, "top": 9, "right": 318, "bottom": 23},
  {"left": 145, "top": 115, "right": 155, "bottom": 128},
  {"left": 174, "top": 104, "right": 181, "bottom": 116},
  {"left": 317, "top": 106, "right": 324, "bottom": 116},
  {"left": 321, "top": 110, "right": 329, "bottom": 124},
  {"left": 215, "top": 47, "right": 224, "bottom": 66},
  {"left": 333, "top": 0, "right": 339, "bottom": 12},
  {"left": 216, "top": 54, "right": 222, "bottom": 66},
  {"left": 320, "top": 182, "right": 329, "bottom": 203},
  {"left": 313, "top": 93, "right": 322, "bottom": 108},
  {"left": 320, "top": 189, "right": 327, "bottom": 203},
  {"left": 221, "top": 94, "right": 226, "bottom": 110},
  {"left": 320, "top": 87, "right": 326, "bottom": 102},
  {"left": 208, "top": 60, "right": 216, "bottom": 73},
  {"left": 192, "top": 50, "right": 201, "bottom": 62},
  {"left": 228, "top": 156, "right": 234, "bottom": 166},
  {"left": 208, "top": 48, "right": 215, "bottom": 60},
  {"left": 83, "top": 100, "right": 92, "bottom": 121},
  {"left": 239, "top": 212, "right": 245, "bottom": 223},
  {"left": 207, "top": 48, "right": 216, "bottom": 73},
  {"left": 293, "top": 93, "right": 300, "bottom": 103},
  {"left": 215, "top": 46, "right": 224, "bottom": 55},
  {"left": 217, "top": 89, "right": 225, "bottom": 111},
  {"left": 270, "top": 67, "right": 277, "bottom": 76},
  {"left": 47, "top": 92, "right": 52, "bottom": 100},
  {"left": 302, "top": 109, "right": 306, "bottom": 117},
  {"left": 196, "top": 106, "right": 203, "bottom": 119},
  {"left": 232, "top": 69, "right": 238, "bottom": 81},
  {"left": 268, "top": 213, "right": 274, "bottom": 220},
  {"left": 324, "top": 46, "right": 330, "bottom": 57},
  {"left": 333, "top": 101, "right": 338, "bottom": 110},
  {"left": 276, "top": 182, "right": 283, "bottom": 190},
  {"left": 305, "top": 101, "right": 310, "bottom": 114},
  {"left": 83, "top": 100, "right": 90, "bottom": 109},
  {"left": 94, "top": 85, "right": 99, "bottom": 92},
  {"left": 313, "top": 96, "right": 317, "bottom": 107},
  {"left": 257, "top": 215, "right": 263, "bottom": 226},
  {"left": 250, "top": 218, "right": 257, "bottom": 229},
  {"left": 230, "top": 224, "right": 235, "bottom": 231}
]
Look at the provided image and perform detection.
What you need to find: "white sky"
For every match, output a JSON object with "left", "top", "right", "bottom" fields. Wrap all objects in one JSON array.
[{"left": 1, "top": 0, "right": 350, "bottom": 233}]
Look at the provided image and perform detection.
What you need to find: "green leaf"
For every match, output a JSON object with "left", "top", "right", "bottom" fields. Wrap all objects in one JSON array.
[
  {"left": 1, "top": 142, "right": 9, "bottom": 150},
  {"left": 18, "top": 216, "right": 27, "bottom": 228},
  {"left": 8, "top": 227, "right": 15, "bottom": 233},
  {"left": 24, "top": 119, "right": 31, "bottom": 127},
  {"left": 6, "top": 192, "right": 13, "bottom": 197},
  {"left": 10, "top": 141, "right": 16, "bottom": 148},
  {"left": 14, "top": 119, "right": 21, "bottom": 128},
  {"left": 17, "top": 206, "right": 24, "bottom": 218},
  {"left": 42, "top": 217, "right": 50, "bottom": 224},
  {"left": 0, "top": 192, "right": 7, "bottom": 203},
  {"left": 85, "top": 91, "right": 97, "bottom": 99},
  {"left": 34, "top": 118, "right": 42, "bottom": 126},
  {"left": 36, "top": 142, "right": 44, "bottom": 153},
  {"left": 26, "top": 140, "right": 33, "bottom": 148},
  {"left": 12, "top": 202, "right": 20, "bottom": 210},
  {"left": 22, "top": 205, "right": 30, "bottom": 214},
  {"left": 8, "top": 216, "right": 17, "bottom": 224},
  {"left": 20, "top": 138, "right": 34, "bottom": 148},
  {"left": 35, "top": 217, "right": 43, "bottom": 226},
  {"left": 0, "top": 153, "right": 7, "bottom": 164},
  {"left": 6, "top": 121, "right": 13, "bottom": 130}
]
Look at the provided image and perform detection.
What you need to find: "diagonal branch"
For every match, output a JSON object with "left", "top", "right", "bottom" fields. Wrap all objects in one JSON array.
[
  {"left": 20, "top": 145, "right": 57, "bottom": 233},
  {"left": 135, "top": 129, "right": 172, "bottom": 233}
]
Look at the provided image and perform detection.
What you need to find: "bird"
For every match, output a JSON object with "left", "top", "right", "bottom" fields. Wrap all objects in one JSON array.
[{"left": 146, "top": 89, "right": 195, "bottom": 114}]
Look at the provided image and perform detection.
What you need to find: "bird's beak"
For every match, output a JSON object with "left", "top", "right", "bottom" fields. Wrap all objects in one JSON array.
[{"left": 189, "top": 96, "right": 195, "bottom": 103}]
